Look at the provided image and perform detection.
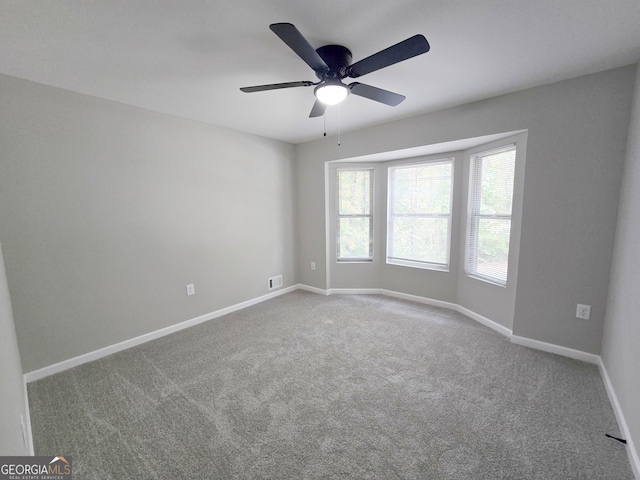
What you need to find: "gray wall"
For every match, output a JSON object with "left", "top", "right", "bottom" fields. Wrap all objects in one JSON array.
[
  {"left": 296, "top": 66, "right": 635, "bottom": 354},
  {"left": 381, "top": 152, "right": 464, "bottom": 305},
  {"left": 0, "top": 74, "right": 297, "bottom": 373},
  {"left": 382, "top": 153, "right": 464, "bottom": 303},
  {"left": 325, "top": 162, "right": 385, "bottom": 290},
  {"left": 0, "top": 244, "right": 30, "bottom": 455},
  {"left": 456, "top": 134, "right": 527, "bottom": 330},
  {"left": 324, "top": 154, "right": 463, "bottom": 296},
  {"left": 1, "top": 64, "right": 636, "bottom": 456},
  {"left": 602, "top": 64, "right": 640, "bottom": 467},
  {"left": 321, "top": 133, "right": 527, "bottom": 330}
]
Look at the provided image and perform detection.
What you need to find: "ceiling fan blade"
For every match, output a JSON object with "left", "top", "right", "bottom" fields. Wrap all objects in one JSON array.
[
  {"left": 309, "top": 99, "right": 327, "bottom": 118},
  {"left": 349, "top": 82, "right": 405, "bottom": 106},
  {"left": 240, "top": 81, "right": 314, "bottom": 93},
  {"left": 347, "top": 35, "right": 430, "bottom": 78},
  {"left": 269, "top": 23, "right": 329, "bottom": 72}
]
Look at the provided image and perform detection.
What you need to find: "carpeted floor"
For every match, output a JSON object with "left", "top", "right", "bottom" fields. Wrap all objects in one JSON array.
[{"left": 28, "top": 291, "right": 634, "bottom": 479}]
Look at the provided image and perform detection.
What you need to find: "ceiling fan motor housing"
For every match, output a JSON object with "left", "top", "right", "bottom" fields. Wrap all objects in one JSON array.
[{"left": 315, "top": 45, "right": 353, "bottom": 78}]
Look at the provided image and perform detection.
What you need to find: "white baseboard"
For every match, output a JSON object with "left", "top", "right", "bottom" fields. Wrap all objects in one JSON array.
[
  {"left": 328, "top": 287, "right": 383, "bottom": 296},
  {"left": 25, "top": 283, "right": 602, "bottom": 383},
  {"left": 379, "top": 289, "right": 458, "bottom": 310},
  {"left": 509, "top": 335, "right": 600, "bottom": 364},
  {"left": 455, "top": 304, "right": 513, "bottom": 338},
  {"left": 22, "top": 378, "right": 34, "bottom": 455},
  {"left": 324, "top": 287, "right": 601, "bottom": 366},
  {"left": 297, "top": 284, "right": 330, "bottom": 295},
  {"left": 325, "top": 287, "right": 456, "bottom": 308},
  {"left": 24, "top": 285, "right": 298, "bottom": 383},
  {"left": 316, "top": 287, "right": 513, "bottom": 338},
  {"left": 598, "top": 359, "right": 640, "bottom": 479},
  {"left": 21, "top": 282, "right": 638, "bottom": 476},
  {"left": 320, "top": 286, "right": 638, "bottom": 476}
]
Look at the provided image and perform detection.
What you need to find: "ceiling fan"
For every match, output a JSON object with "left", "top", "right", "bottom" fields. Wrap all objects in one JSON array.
[{"left": 240, "top": 23, "right": 430, "bottom": 118}]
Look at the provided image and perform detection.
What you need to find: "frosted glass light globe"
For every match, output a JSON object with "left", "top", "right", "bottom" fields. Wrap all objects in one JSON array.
[{"left": 315, "top": 84, "right": 349, "bottom": 105}]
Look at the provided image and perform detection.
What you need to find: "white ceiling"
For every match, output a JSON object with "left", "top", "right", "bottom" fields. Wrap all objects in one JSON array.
[{"left": 1, "top": 1, "right": 639, "bottom": 144}]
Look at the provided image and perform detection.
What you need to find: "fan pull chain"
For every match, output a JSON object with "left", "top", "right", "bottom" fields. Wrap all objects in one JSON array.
[
  {"left": 337, "top": 104, "right": 341, "bottom": 147},
  {"left": 323, "top": 114, "right": 326, "bottom": 137}
]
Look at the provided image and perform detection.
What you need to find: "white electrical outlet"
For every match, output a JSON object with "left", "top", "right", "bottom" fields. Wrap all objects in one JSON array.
[
  {"left": 576, "top": 304, "right": 591, "bottom": 320},
  {"left": 186, "top": 284, "right": 195, "bottom": 296},
  {"left": 311, "top": 261, "right": 316, "bottom": 271}
]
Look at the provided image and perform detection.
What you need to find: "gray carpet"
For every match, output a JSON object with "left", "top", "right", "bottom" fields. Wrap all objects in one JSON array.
[{"left": 28, "top": 291, "right": 633, "bottom": 479}]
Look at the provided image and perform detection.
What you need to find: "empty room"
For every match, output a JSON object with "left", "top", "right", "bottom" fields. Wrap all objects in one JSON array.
[{"left": 1, "top": 1, "right": 639, "bottom": 478}]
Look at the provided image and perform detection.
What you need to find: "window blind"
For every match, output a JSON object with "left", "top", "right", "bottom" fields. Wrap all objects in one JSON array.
[
  {"left": 387, "top": 159, "right": 453, "bottom": 270},
  {"left": 466, "top": 144, "right": 516, "bottom": 286}
]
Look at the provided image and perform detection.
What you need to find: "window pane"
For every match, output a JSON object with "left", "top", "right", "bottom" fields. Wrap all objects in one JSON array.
[
  {"left": 479, "top": 149, "right": 515, "bottom": 215},
  {"left": 392, "top": 163, "right": 451, "bottom": 215},
  {"left": 338, "top": 170, "right": 371, "bottom": 215},
  {"left": 466, "top": 145, "right": 516, "bottom": 285},
  {"left": 337, "top": 169, "right": 373, "bottom": 261},
  {"left": 339, "top": 217, "right": 371, "bottom": 259},
  {"left": 390, "top": 217, "right": 449, "bottom": 264},
  {"left": 475, "top": 218, "right": 511, "bottom": 282},
  {"left": 387, "top": 160, "right": 453, "bottom": 268}
]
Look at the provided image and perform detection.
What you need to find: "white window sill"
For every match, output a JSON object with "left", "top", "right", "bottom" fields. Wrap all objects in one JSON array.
[{"left": 386, "top": 258, "right": 449, "bottom": 272}]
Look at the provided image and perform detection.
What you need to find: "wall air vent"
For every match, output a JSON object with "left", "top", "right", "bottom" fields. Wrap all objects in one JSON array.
[{"left": 268, "top": 275, "right": 283, "bottom": 291}]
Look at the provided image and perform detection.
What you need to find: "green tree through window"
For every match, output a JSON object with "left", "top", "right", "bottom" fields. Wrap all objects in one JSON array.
[
  {"left": 337, "top": 168, "right": 373, "bottom": 261},
  {"left": 387, "top": 159, "right": 453, "bottom": 269}
]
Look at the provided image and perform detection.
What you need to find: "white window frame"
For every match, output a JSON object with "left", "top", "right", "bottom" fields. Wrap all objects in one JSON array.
[
  {"left": 386, "top": 158, "right": 454, "bottom": 271},
  {"left": 336, "top": 167, "right": 374, "bottom": 263},
  {"left": 464, "top": 143, "right": 517, "bottom": 287}
]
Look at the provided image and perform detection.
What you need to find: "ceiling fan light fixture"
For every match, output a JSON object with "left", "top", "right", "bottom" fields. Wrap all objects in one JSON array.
[
  {"left": 315, "top": 82, "right": 349, "bottom": 105},
  {"left": 241, "top": 23, "right": 431, "bottom": 118}
]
